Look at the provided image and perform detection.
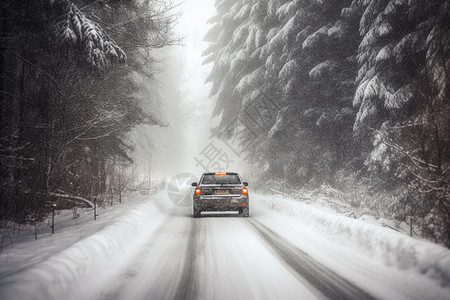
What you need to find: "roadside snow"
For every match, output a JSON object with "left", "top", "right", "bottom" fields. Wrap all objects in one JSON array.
[
  {"left": 0, "top": 193, "right": 168, "bottom": 300},
  {"left": 256, "top": 194, "right": 450, "bottom": 293}
]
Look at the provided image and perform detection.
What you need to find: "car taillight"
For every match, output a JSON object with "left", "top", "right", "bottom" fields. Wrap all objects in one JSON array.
[
  {"left": 242, "top": 187, "right": 248, "bottom": 194},
  {"left": 195, "top": 188, "right": 202, "bottom": 195}
]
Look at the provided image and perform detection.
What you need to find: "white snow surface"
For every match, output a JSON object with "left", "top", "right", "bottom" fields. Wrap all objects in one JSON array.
[{"left": 0, "top": 191, "right": 449, "bottom": 300}]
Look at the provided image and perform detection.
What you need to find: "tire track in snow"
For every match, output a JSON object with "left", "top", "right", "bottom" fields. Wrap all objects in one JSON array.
[
  {"left": 247, "top": 219, "right": 376, "bottom": 300},
  {"left": 173, "top": 217, "right": 198, "bottom": 300}
]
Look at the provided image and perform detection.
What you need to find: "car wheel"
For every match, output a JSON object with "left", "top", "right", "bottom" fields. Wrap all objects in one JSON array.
[
  {"left": 240, "top": 208, "right": 249, "bottom": 217},
  {"left": 193, "top": 208, "right": 201, "bottom": 218}
]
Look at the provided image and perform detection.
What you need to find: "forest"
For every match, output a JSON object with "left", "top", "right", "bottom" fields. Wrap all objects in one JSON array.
[
  {"left": 0, "top": 0, "right": 448, "bottom": 249},
  {"left": 0, "top": 0, "right": 179, "bottom": 240},
  {"left": 203, "top": 0, "right": 449, "bottom": 247}
]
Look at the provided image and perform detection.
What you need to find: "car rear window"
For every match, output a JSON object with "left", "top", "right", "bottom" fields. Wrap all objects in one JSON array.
[{"left": 201, "top": 174, "right": 241, "bottom": 185}]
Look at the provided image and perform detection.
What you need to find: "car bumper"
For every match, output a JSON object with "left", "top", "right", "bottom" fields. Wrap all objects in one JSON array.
[{"left": 193, "top": 195, "right": 249, "bottom": 211}]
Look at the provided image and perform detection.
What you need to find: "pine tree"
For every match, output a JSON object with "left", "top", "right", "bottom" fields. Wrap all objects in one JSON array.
[
  {"left": 348, "top": 0, "right": 450, "bottom": 246},
  {"left": 204, "top": 0, "right": 361, "bottom": 184},
  {"left": 204, "top": 0, "right": 449, "bottom": 247}
]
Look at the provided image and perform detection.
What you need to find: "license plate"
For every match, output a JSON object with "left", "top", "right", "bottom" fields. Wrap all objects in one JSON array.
[{"left": 216, "top": 189, "right": 229, "bottom": 194}]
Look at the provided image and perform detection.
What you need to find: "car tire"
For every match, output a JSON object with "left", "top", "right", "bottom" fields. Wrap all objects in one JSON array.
[
  {"left": 240, "top": 208, "right": 249, "bottom": 217},
  {"left": 193, "top": 208, "right": 201, "bottom": 218}
]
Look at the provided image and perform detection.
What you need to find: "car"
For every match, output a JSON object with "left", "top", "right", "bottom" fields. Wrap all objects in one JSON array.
[{"left": 191, "top": 172, "right": 249, "bottom": 218}]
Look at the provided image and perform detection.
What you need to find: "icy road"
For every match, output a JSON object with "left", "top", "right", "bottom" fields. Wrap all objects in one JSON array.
[{"left": 1, "top": 192, "right": 449, "bottom": 300}]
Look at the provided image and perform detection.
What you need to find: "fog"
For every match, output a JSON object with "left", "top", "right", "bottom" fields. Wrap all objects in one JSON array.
[{"left": 128, "top": 0, "right": 217, "bottom": 181}]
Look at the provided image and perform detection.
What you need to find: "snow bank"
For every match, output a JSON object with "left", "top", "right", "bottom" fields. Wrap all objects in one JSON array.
[
  {"left": 257, "top": 194, "right": 450, "bottom": 288},
  {"left": 0, "top": 193, "right": 168, "bottom": 300}
]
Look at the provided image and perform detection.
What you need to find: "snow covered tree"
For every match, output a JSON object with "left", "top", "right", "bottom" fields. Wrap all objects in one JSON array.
[
  {"left": 204, "top": 0, "right": 291, "bottom": 175},
  {"left": 0, "top": 0, "right": 178, "bottom": 226},
  {"left": 346, "top": 0, "right": 449, "bottom": 246},
  {"left": 204, "top": 0, "right": 362, "bottom": 185},
  {"left": 205, "top": 0, "right": 449, "bottom": 247},
  {"left": 261, "top": 0, "right": 362, "bottom": 185},
  {"left": 204, "top": 0, "right": 256, "bottom": 127}
]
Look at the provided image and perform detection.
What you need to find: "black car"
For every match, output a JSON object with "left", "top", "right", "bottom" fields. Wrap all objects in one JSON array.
[{"left": 191, "top": 172, "right": 249, "bottom": 218}]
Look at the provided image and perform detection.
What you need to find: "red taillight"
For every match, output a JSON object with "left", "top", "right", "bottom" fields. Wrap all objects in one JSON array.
[
  {"left": 215, "top": 172, "right": 227, "bottom": 175},
  {"left": 195, "top": 188, "right": 201, "bottom": 195},
  {"left": 242, "top": 187, "right": 248, "bottom": 194}
]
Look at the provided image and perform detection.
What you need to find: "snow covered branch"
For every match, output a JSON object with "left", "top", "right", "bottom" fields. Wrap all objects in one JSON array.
[
  {"left": 49, "top": 0, "right": 126, "bottom": 69},
  {"left": 48, "top": 192, "right": 95, "bottom": 208}
]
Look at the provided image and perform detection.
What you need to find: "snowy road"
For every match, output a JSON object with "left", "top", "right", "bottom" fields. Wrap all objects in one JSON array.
[
  {"left": 95, "top": 209, "right": 373, "bottom": 300},
  {"left": 1, "top": 192, "right": 449, "bottom": 300},
  {"left": 96, "top": 208, "right": 320, "bottom": 300}
]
